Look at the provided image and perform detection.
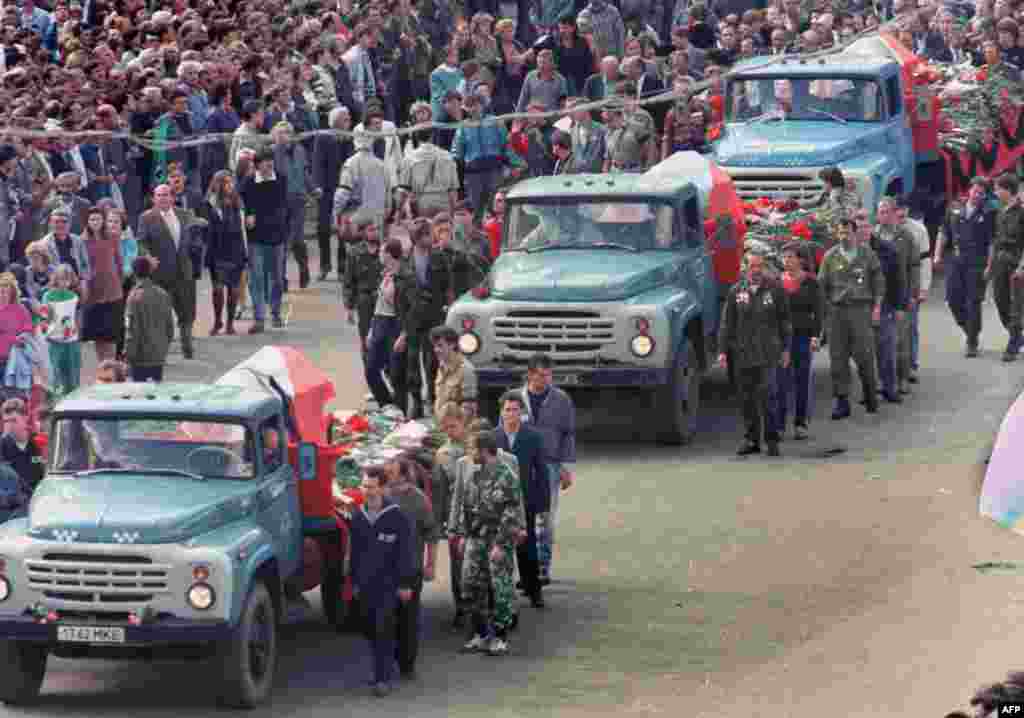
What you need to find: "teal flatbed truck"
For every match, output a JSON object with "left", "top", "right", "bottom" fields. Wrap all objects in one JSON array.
[{"left": 0, "top": 381, "right": 351, "bottom": 708}]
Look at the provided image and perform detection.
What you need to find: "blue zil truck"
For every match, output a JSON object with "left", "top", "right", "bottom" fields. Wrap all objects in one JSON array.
[
  {"left": 709, "top": 52, "right": 919, "bottom": 213},
  {"left": 445, "top": 153, "right": 745, "bottom": 444}
]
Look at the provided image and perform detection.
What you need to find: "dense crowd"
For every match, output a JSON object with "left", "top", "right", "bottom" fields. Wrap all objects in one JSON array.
[{"left": 0, "top": 0, "right": 1020, "bottom": 701}]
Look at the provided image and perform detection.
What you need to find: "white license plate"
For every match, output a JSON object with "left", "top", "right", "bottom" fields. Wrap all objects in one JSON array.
[
  {"left": 57, "top": 626, "right": 126, "bottom": 644},
  {"left": 553, "top": 373, "right": 580, "bottom": 386}
]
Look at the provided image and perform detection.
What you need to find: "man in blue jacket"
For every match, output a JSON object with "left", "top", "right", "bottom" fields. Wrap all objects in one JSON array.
[
  {"left": 496, "top": 391, "right": 550, "bottom": 609},
  {"left": 349, "top": 466, "right": 416, "bottom": 697}
]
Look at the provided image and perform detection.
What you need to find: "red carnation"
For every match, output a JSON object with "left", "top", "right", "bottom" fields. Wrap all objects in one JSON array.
[{"left": 789, "top": 221, "right": 812, "bottom": 240}]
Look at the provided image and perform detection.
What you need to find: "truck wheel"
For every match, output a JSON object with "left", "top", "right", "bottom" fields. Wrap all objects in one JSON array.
[
  {"left": 0, "top": 641, "right": 47, "bottom": 705},
  {"left": 656, "top": 340, "right": 702, "bottom": 445},
  {"left": 219, "top": 581, "right": 278, "bottom": 709}
]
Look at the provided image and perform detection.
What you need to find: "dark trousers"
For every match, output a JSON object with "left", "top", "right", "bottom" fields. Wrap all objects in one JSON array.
[
  {"left": 360, "top": 596, "right": 397, "bottom": 683},
  {"left": 281, "top": 194, "right": 310, "bottom": 290},
  {"left": 116, "top": 275, "right": 136, "bottom": 358},
  {"left": 317, "top": 191, "right": 344, "bottom": 275},
  {"left": 946, "top": 257, "right": 987, "bottom": 346},
  {"left": 515, "top": 511, "right": 541, "bottom": 598},
  {"left": 991, "top": 255, "right": 1024, "bottom": 335},
  {"left": 776, "top": 334, "right": 813, "bottom": 429},
  {"left": 737, "top": 365, "right": 778, "bottom": 445},
  {"left": 365, "top": 316, "right": 407, "bottom": 409},
  {"left": 449, "top": 540, "right": 464, "bottom": 611},
  {"left": 395, "top": 575, "right": 422, "bottom": 673},
  {"left": 130, "top": 364, "right": 164, "bottom": 383},
  {"left": 406, "top": 326, "right": 440, "bottom": 405}
]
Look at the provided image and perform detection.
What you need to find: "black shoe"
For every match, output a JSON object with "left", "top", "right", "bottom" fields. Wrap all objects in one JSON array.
[
  {"left": 966, "top": 345, "right": 979, "bottom": 358},
  {"left": 737, "top": 442, "right": 761, "bottom": 456},
  {"left": 881, "top": 391, "right": 902, "bottom": 404},
  {"left": 318, "top": 270, "right": 329, "bottom": 282},
  {"left": 529, "top": 593, "right": 545, "bottom": 609},
  {"left": 399, "top": 667, "right": 416, "bottom": 680},
  {"left": 832, "top": 397, "right": 851, "bottom": 420},
  {"left": 766, "top": 442, "right": 780, "bottom": 457},
  {"left": 183, "top": 346, "right": 194, "bottom": 359},
  {"left": 373, "top": 681, "right": 391, "bottom": 697},
  {"left": 865, "top": 398, "right": 879, "bottom": 414},
  {"left": 515, "top": 580, "right": 524, "bottom": 590},
  {"left": 540, "top": 576, "right": 551, "bottom": 586},
  {"left": 908, "top": 373, "right": 919, "bottom": 384},
  {"left": 272, "top": 316, "right": 284, "bottom": 329},
  {"left": 1004, "top": 350, "right": 1019, "bottom": 363}
]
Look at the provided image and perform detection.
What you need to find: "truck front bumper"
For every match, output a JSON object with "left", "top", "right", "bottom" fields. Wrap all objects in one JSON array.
[
  {"left": 0, "top": 614, "right": 232, "bottom": 646},
  {"left": 477, "top": 367, "right": 671, "bottom": 388}
]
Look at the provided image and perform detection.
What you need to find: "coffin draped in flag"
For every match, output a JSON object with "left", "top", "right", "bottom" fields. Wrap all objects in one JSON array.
[{"left": 214, "top": 346, "right": 337, "bottom": 444}]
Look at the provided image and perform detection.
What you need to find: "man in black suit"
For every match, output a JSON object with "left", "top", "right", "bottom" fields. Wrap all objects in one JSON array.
[{"left": 495, "top": 391, "right": 550, "bottom": 608}]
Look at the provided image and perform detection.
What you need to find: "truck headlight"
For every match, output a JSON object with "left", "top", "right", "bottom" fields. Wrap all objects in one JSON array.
[
  {"left": 0, "top": 576, "right": 9, "bottom": 602},
  {"left": 459, "top": 332, "right": 480, "bottom": 355},
  {"left": 186, "top": 583, "right": 216, "bottom": 610},
  {"left": 630, "top": 335, "right": 655, "bottom": 357}
]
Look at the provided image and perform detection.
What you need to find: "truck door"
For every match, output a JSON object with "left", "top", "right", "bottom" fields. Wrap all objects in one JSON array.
[
  {"left": 885, "top": 74, "right": 916, "bottom": 197},
  {"left": 256, "top": 416, "right": 302, "bottom": 581},
  {"left": 682, "top": 194, "right": 719, "bottom": 339}
]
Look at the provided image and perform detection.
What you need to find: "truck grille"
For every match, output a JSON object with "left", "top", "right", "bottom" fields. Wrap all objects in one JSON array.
[
  {"left": 493, "top": 311, "right": 615, "bottom": 357},
  {"left": 26, "top": 552, "right": 171, "bottom": 605},
  {"left": 727, "top": 172, "right": 824, "bottom": 204}
]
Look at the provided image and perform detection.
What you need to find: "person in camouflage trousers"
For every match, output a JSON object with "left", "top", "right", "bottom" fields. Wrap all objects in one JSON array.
[
  {"left": 448, "top": 429, "right": 526, "bottom": 657},
  {"left": 343, "top": 221, "right": 384, "bottom": 365}
]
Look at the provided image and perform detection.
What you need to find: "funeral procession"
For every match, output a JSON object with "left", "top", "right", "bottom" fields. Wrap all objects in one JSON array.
[{"left": 1, "top": 0, "right": 1024, "bottom": 714}]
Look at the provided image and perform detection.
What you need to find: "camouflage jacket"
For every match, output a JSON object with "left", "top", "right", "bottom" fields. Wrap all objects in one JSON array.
[
  {"left": 448, "top": 456, "right": 525, "bottom": 548},
  {"left": 342, "top": 244, "right": 382, "bottom": 311},
  {"left": 992, "top": 203, "right": 1024, "bottom": 270}
]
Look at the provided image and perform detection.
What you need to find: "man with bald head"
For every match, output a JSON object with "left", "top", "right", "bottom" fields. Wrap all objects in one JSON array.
[{"left": 137, "top": 184, "right": 200, "bottom": 358}]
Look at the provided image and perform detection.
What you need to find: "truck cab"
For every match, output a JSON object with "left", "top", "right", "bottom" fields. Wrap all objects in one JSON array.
[
  {"left": 711, "top": 54, "right": 914, "bottom": 214},
  {"left": 0, "top": 381, "right": 347, "bottom": 709},
  {"left": 446, "top": 154, "right": 742, "bottom": 443}
]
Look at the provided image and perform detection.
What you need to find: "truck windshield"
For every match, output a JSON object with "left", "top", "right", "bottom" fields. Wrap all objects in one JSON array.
[
  {"left": 506, "top": 201, "right": 676, "bottom": 252},
  {"left": 48, "top": 417, "right": 257, "bottom": 480},
  {"left": 725, "top": 77, "right": 885, "bottom": 123}
]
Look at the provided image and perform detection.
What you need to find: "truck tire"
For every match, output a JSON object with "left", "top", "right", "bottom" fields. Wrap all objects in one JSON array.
[
  {"left": 655, "top": 340, "right": 702, "bottom": 445},
  {"left": 0, "top": 641, "right": 47, "bottom": 705},
  {"left": 219, "top": 581, "right": 278, "bottom": 709}
]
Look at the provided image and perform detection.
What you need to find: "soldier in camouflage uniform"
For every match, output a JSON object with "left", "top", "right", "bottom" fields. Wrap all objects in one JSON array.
[
  {"left": 818, "top": 216, "right": 885, "bottom": 420},
  {"left": 448, "top": 429, "right": 526, "bottom": 656},
  {"left": 608, "top": 81, "right": 657, "bottom": 173},
  {"left": 398, "top": 220, "right": 452, "bottom": 418},
  {"left": 343, "top": 222, "right": 383, "bottom": 364},
  {"left": 987, "top": 173, "right": 1024, "bottom": 362}
]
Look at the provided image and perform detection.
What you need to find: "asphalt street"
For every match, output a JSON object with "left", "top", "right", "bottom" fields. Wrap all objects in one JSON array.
[{"left": 5, "top": 252, "right": 1024, "bottom": 718}]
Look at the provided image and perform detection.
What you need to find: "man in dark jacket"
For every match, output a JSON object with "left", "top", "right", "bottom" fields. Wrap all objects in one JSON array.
[
  {"left": 238, "top": 149, "right": 289, "bottom": 333},
  {"left": 349, "top": 466, "right": 416, "bottom": 697},
  {"left": 717, "top": 253, "right": 793, "bottom": 457},
  {"left": 0, "top": 396, "right": 44, "bottom": 496},
  {"left": 868, "top": 220, "right": 908, "bottom": 404},
  {"left": 313, "top": 107, "right": 354, "bottom": 281},
  {"left": 496, "top": 391, "right": 550, "bottom": 609},
  {"left": 124, "top": 256, "right": 175, "bottom": 382}
]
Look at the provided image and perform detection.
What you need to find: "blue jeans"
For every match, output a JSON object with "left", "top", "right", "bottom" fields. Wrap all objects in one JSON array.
[
  {"left": 910, "top": 302, "right": 920, "bottom": 371},
  {"left": 365, "top": 316, "right": 404, "bottom": 407},
  {"left": 776, "top": 334, "right": 814, "bottom": 429},
  {"left": 537, "top": 462, "right": 561, "bottom": 578},
  {"left": 248, "top": 243, "right": 283, "bottom": 322},
  {"left": 876, "top": 308, "right": 899, "bottom": 396}
]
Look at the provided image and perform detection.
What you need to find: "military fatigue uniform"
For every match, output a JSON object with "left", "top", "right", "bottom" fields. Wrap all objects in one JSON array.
[
  {"left": 944, "top": 200, "right": 997, "bottom": 353},
  {"left": 877, "top": 223, "right": 920, "bottom": 389},
  {"left": 434, "top": 355, "right": 478, "bottom": 418},
  {"left": 717, "top": 278, "right": 793, "bottom": 449},
  {"left": 817, "top": 245, "right": 885, "bottom": 412},
  {"left": 989, "top": 201, "right": 1024, "bottom": 359},
  {"left": 448, "top": 457, "right": 526, "bottom": 641},
  {"left": 610, "top": 109, "right": 655, "bottom": 173},
  {"left": 397, "top": 250, "right": 451, "bottom": 417},
  {"left": 342, "top": 244, "right": 382, "bottom": 362}
]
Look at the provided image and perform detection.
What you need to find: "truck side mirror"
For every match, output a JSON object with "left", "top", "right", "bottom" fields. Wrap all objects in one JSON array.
[{"left": 297, "top": 442, "right": 317, "bottom": 482}]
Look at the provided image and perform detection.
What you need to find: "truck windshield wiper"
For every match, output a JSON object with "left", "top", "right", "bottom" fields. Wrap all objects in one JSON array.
[
  {"left": 806, "top": 107, "right": 848, "bottom": 124},
  {"left": 587, "top": 242, "right": 638, "bottom": 252},
  {"left": 75, "top": 467, "right": 207, "bottom": 481}
]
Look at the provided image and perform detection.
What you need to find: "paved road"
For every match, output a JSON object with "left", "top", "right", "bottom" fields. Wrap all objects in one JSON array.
[{"left": 6, "top": 253, "right": 1024, "bottom": 718}]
